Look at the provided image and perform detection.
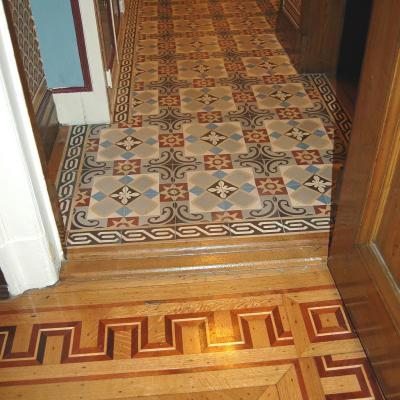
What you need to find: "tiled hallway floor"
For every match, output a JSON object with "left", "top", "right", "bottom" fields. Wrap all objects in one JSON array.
[{"left": 56, "top": 0, "right": 351, "bottom": 247}]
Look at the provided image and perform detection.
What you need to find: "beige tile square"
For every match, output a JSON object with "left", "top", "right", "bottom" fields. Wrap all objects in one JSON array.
[
  {"left": 137, "top": 39, "right": 158, "bottom": 55},
  {"left": 252, "top": 83, "right": 313, "bottom": 109},
  {"left": 131, "top": 90, "right": 159, "bottom": 116},
  {"left": 135, "top": 61, "right": 158, "bottom": 82},
  {"left": 141, "top": 5, "right": 158, "bottom": 16},
  {"left": 234, "top": 34, "right": 282, "bottom": 51},
  {"left": 280, "top": 164, "right": 333, "bottom": 207},
  {"left": 175, "top": 36, "right": 220, "bottom": 53},
  {"left": 172, "top": 4, "right": 209, "bottom": 15},
  {"left": 173, "top": 19, "right": 214, "bottom": 32},
  {"left": 183, "top": 122, "right": 247, "bottom": 156},
  {"left": 222, "top": 2, "right": 261, "bottom": 14},
  {"left": 227, "top": 16, "right": 270, "bottom": 30},
  {"left": 177, "top": 59, "right": 228, "bottom": 80},
  {"left": 180, "top": 86, "right": 237, "bottom": 113},
  {"left": 88, "top": 174, "right": 160, "bottom": 219},
  {"left": 187, "top": 168, "right": 262, "bottom": 213},
  {"left": 242, "top": 56, "right": 297, "bottom": 76},
  {"left": 139, "top": 21, "right": 158, "bottom": 34},
  {"left": 264, "top": 118, "right": 333, "bottom": 152},
  {"left": 97, "top": 126, "right": 159, "bottom": 161}
]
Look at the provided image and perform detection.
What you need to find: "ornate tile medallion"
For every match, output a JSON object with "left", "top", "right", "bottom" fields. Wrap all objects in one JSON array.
[
  {"left": 97, "top": 126, "right": 159, "bottom": 161},
  {"left": 280, "top": 164, "right": 333, "bottom": 207},
  {"left": 87, "top": 174, "right": 160, "bottom": 219},
  {"left": 187, "top": 168, "right": 261, "bottom": 213},
  {"left": 183, "top": 122, "right": 247, "bottom": 155},
  {"left": 177, "top": 59, "right": 228, "bottom": 80},
  {"left": 264, "top": 118, "right": 332, "bottom": 151},
  {"left": 252, "top": 83, "right": 313, "bottom": 109},
  {"left": 180, "top": 86, "right": 237, "bottom": 113},
  {"left": 242, "top": 56, "right": 297, "bottom": 76}
]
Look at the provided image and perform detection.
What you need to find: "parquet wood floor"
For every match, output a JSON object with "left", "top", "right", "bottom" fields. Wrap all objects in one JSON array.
[{"left": 0, "top": 263, "right": 383, "bottom": 399}]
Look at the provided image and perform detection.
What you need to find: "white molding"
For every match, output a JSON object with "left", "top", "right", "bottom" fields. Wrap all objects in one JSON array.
[
  {"left": 53, "top": 0, "right": 110, "bottom": 124},
  {"left": 0, "top": 1, "right": 63, "bottom": 295}
]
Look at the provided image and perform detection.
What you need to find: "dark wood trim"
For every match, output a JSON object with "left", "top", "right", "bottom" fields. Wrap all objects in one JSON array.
[
  {"left": 329, "top": 0, "right": 400, "bottom": 397},
  {"left": 52, "top": 0, "right": 92, "bottom": 94}
]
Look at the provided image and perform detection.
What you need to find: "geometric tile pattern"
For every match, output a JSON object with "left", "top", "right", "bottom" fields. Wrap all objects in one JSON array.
[
  {"left": 0, "top": 267, "right": 383, "bottom": 399},
  {"left": 187, "top": 168, "right": 261, "bottom": 212},
  {"left": 242, "top": 56, "right": 297, "bottom": 76},
  {"left": 183, "top": 122, "right": 247, "bottom": 155},
  {"left": 280, "top": 164, "right": 333, "bottom": 207},
  {"left": 87, "top": 174, "right": 160, "bottom": 219},
  {"left": 97, "top": 127, "right": 159, "bottom": 161},
  {"left": 56, "top": 0, "right": 353, "bottom": 247},
  {"left": 264, "top": 118, "right": 332, "bottom": 151}
]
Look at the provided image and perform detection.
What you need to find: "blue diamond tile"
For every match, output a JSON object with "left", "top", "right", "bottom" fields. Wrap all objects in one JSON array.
[
  {"left": 314, "top": 129, "right": 326, "bottom": 137},
  {"left": 210, "top": 147, "right": 223, "bottom": 155},
  {"left": 218, "top": 200, "right": 233, "bottom": 210},
  {"left": 116, "top": 206, "right": 128, "bottom": 217},
  {"left": 213, "top": 170, "right": 228, "bottom": 179},
  {"left": 143, "top": 188, "right": 158, "bottom": 199},
  {"left": 297, "top": 142, "right": 309, "bottom": 150},
  {"left": 206, "top": 123, "right": 218, "bottom": 129},
  {"left": 317, "top": 194, "right": 331, "bottom": 205},
  {"left": 190, "top": 186, "right": 204, "bottom": 196},
  {"left": 288, "top": 120, "right": 298, "bottom": 126},
  {"left": 230, "top": 133, "right": 242, "bottom": 141},
  {"left": 120, "top": 176, "right": 134, "bottom": 184},
  {"left": 122, "top": 151, "right": 134, "bottom": 160},
  {"left": 125, "top": 128, "right": 134, "bottom": 134},
  {"left": 145, "top": 138, "right": 158, "bottom": 145},
  {"left": 241, "top": 183, "right": 255, "bottom": 193},
  {"left": 92, "top": 192, "right": 106, "bottom": 201},
  {"left": 306, "top": 165, "right": 320, "bottom": 174},
  {"left": 287, "top": 180, "right": 301, "bottom": 190},
  {"left": 100, "top": 140, "right": 112, "bottom": 148},
  {"left": 271, "top": 131, "right": 281, "bottom": 139},
  {"left": 186, "top": 135, "right": 197, "bottom": 143}
]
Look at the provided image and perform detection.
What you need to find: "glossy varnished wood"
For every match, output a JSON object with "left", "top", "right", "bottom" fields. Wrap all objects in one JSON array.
[
  {"left": 0, "top": 263, "right": 382, "bottom": 399},
  {"left": 329, "top": 0, "right": 400, "bottom": 398}
]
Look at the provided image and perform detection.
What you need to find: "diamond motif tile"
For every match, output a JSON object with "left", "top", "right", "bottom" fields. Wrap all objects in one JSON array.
[
  {"left": 280, "top": 164, "right": 333, "bottom": 207},
  {"left": 227, "top": 16, "right": 270, "bottom": 30},
  {"left": 242, "top": 56, "right": 297, "bottom": 76},
  {"left": 252, "top": 83, "right": 313, "bottom": 109},
  {"left": 135, "top": 61, "right": 158, "bottom": 82},
  {"left": 180, "top": 86, "right": 236, "bottom": 113},
  {"left": 172, "top": 4, "right": 209, "bottom": 15},
  {"left": 222, "top": 1, "right": 261, "bottom": 14},
  {"left": 137, "top": 39, "right": 158, "bottom": 55},
  {"left": 177, "top": 59, "right": 228, "bottom": 80},
  {"left": 139, "top": 21, "right": 158, "bottom": 34},
  {"left": 187, "top": 168, "right": 262, "bottom": 213},
  {"left": 175, "top": 36, "right": 221, "bottom": 53},
  {"left": 234, "top": 34, "right": 282, "bottom": 51},
  {"left": 173, "top": 19, "right": 214, "bottom": 32},
  {"left": 131, "top": 90, "right": 159, "bottom": 116},
  {"left": 97, "top": 127, "right": 159, "bottom": 161},
  {"left": 88, "top": 174, "right": 160, "bottom": 219},
  {"left": 264, "top": 118, "right": 332, "bottom": 151},
  {"left": 183, "top": 122, "right": 247, "bottom": 156}
]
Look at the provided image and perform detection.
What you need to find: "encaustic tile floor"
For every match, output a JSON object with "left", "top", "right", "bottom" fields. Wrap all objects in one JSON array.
[
  {"left": 0, "top": 263, "right": 383, "bottom": 399},
  {"left": 56, "top": 0, "right": 351, "bottom": 248}
]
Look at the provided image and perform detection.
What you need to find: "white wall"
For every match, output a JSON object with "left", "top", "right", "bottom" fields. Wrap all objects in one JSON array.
[
  {"left": 0, "top": 1, "right": 63, "bottom": 295},
  {"left": 53, "top": 0, "right": 111, "bottom": 125}
]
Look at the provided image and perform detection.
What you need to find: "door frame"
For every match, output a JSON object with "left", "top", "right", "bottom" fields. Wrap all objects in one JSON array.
[
  {"left": 329, "top": 0, "right": 400, "bottom": 397},
  {"left": 0, "top": 1, "right": 63, "bottom": 296}
]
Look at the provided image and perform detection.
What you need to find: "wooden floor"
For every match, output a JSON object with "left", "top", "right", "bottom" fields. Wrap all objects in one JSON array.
[{"left": 0, "top": 262, "right": 383, "bottom": 399}]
